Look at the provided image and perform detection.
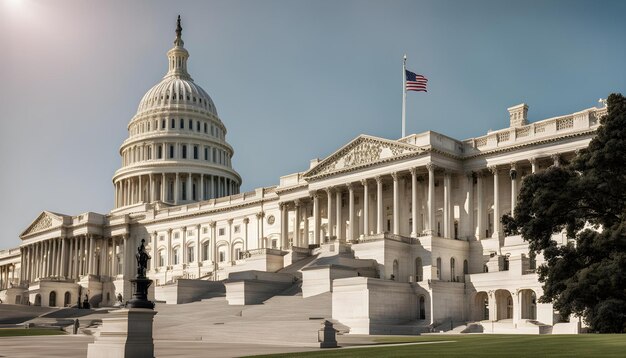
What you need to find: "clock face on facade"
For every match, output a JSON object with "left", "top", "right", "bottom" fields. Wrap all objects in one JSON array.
[{"left": 267, "top": 215, "right": 275, "bottom": 225}]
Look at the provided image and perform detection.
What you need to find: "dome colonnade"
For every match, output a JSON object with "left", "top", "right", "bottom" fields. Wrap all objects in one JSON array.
[{"left": 113, "top": 16, "right": 241, "bottom": 209}]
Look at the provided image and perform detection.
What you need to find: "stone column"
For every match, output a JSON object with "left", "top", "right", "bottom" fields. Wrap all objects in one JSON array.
[
  {"left": 209, "top": 221, "right": 217, "bottom": 277},
  {"left": 210, "top": 175, "right": 215, "bottom": 199},
  {"left": 375, "top": 176, "right": 383, "bottom": 234},
  {"left": 174, "top": 173, "right": 180, "bottom": 205},
  {"left": 361, "top": 180, "right": 369, "bottom": 237},
  {"left": 89, "top": 235, "right": 96, "bottom": 275},
  {"left": 138, "top": 175, "right": 143, "bottom": 202},
  {"left": 161, "top": 173, "right": 166, "bottom": 202},
  {"left": 74, "top": 238, "right": 80, "bottom": 278},
  {"left": 182, "top": 227, "right": 187, "bottom": 265},
  {"left": 280, "top": 203, "right": 288, "bottom": 249},
  {"left": 254, "top": 214, "right": 262, "bottom": 249},
  {"left": 243, "top": 218, "right": 250, "bottom": 251},
  {"left": 466, "top": 172, "right": 475, "bottom": 240},
  {"left": 477, "top": 171, "right": 485, "bottom": 239},
  {"left": 122, "top": 235, "right": 129, "bottom": 278},
  {"left": 167, "top": 229, "right": 172, "bottom": 266},
  {"left": 347, "top": 183, "right": 355, "bottom": 241},
  {"left": 151, "top": 232, "right": 158, "bottom": 271},
  {"left": 530, "top": 157, "right": 537, "bottom": 174},
  {"left": 187, "top": 173, "right": 192, "bottom": 201},
  {"left": 294, "top": 200, "right": 301, "bottom": 246},
  {"left": 336, "top": 189, "right": 343, "bottom": 242},
  {"left": 200, "top": 174, "right": 205, "bottom": 200},
  {"left": 303, "top": 203, "right": 309, "bottom": 246},
  {"left": 410, "top": 168, "right": 418, "bottom": 237},
  {"left": 149, "top": 174, "right": 154, "bottom": 203},
  {"left": 111, "top": 238, "right": 117, "bottom": 276},
  {"left": 326, "top": 188, "right": 334, "bottom": 240},
  {"left": 510, "top": 163, "right": 518, "bottom": 216},
  {"left": 427, "top": 163, "right": 436, "bottom": 235},
  {"left": 490, "top": 166, "right": 500, "bottom": 239},
  {"left": 392, "top": 173, "right": 400, "bottom": 235},
  {"left": 313, "top": 193, "right": 320, "bottom": 245},
  {"left": 51, "top": 239, "right": 57, "bottom": 277},
  {"left": 443, "top": 171, "right": 451, "bottom": 238}
]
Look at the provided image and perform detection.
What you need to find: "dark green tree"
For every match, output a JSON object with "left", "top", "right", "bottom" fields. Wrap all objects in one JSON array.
[{"left": 506, "top": 93, "right": 626, "bottom": 333}]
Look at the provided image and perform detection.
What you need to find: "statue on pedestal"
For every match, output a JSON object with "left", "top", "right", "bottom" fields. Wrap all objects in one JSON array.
[{"left": 128, "top": 239, "right": 154, "bottom": 309}]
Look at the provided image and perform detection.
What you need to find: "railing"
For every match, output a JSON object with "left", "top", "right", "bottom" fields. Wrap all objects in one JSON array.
[
  {"left": 355, "top": 233, "right": 419, "bottom": 245},
  {"left": 465, "top": 106, "right": 607, "bottom": 152},
  {"left": 244, "top": 248, "right": 285, "bottom": 257},
  {"left": 290, "top": 246, "right": 311, "bottom": 255}
]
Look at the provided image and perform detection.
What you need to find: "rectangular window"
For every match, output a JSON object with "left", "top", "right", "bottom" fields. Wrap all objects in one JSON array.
[
  {"left": 202, "top": 227, "right": 208, "bottom": 234},
  {"left": 219, "top": 228, "right": 225, "bottom": 236},
  {"left": 169, "top": 145, "right": 174, "bottom": 159},
  {"left": 212, "top": 148, "right": 216, "bottom": 162},
  {"left": 162, "top": 119, "right": 166, "bottom": 129},
  {"left": 193, "top": 146, "right": 198, "bottom": 159},
  {"left": 159, "top": 235, "right": 164, "bottom": 241},
  {"left": 171, "top": 118, "right": 175, "bottom": 128},
  {"left": 187, "top": 230, "right": 194, "bottom": 236},
  {"left": 234, "top": 225, "right": 240, "bottom": 233},
  {"left": 182, "top": 182, "right": 187, "bottom": 200},
  {"left": 204, "top": 123, "right": 207, "bottom": 133},
  {"left": 204, "top": 148, "right": 208, "bottom": 160},
  {"left": 158, "top": 146, "right": 163, "bottom": 159},
  {"left": 174, "top": 232, "right": 180, "bottom": 239},
  {"left": 189, "top": 119, "right": 193, "bottom": 130},
  {"left": 211, "top": 125, "right": 214, "bottom": 136},
  {"left": 182, "top": 145, "right": 187, "bottom": 159},
  {"left": 180, "top": 118, "right": 184, "bottom": 129},
  {"left": 196, "top": 121, "right": 200, "bottom": 132}
]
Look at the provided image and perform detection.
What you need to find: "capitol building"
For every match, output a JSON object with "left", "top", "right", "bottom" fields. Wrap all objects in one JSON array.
[{"left": 0, "top": 18, "right": 608, "bottom": 335}]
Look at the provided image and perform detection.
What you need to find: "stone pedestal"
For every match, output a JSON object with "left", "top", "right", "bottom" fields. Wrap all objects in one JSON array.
[{"left": 87, "top": 308, "right": 157, "bottom": 358}]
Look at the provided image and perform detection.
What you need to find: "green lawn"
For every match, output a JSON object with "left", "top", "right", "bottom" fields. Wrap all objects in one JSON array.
[
  {"left": 253, "top": 334, "right": 626, "bottom": 357},
  {"left": 0, "top": 328, "right": 66, "bottom": 337}
]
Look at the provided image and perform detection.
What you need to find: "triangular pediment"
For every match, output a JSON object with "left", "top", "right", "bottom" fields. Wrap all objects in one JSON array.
[
  {"left": 20, "top": 211, "right": 64, "bottom": 237},
  {"left": 304, "top": 135, "right": 424, "bottom": 179}
]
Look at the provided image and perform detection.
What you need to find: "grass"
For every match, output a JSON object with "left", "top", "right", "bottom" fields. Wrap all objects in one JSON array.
[
  {"left": 0, "top": 328, "right": 66, "bottom": 337},
  {"left": 252, "top": 334, "right": 626, "bottom": 357}
]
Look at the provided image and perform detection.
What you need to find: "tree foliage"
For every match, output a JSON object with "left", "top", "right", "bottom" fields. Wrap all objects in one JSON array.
[{"left": 506, "top": 93, "right": 626, "bottom": 333}]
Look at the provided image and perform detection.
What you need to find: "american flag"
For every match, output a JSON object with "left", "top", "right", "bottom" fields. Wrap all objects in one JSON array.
[{"left": 405, "top": 70, "right": 428, "bottom": 92}]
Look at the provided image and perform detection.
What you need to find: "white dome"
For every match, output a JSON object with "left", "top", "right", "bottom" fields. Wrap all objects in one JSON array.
[{"left": 137, "top": 76, "right": 218, "bottom": 116}]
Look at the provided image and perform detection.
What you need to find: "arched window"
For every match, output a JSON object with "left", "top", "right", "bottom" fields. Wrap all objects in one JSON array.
[
  {"left": 158, "top": 145, "right": 162, "bottom": 159},
  {"left": 187, "top": 245, "right": 195, "bottom": 263},
  {"left": 483, "top": 264, "right": 489, "bottom": 273},
  {"left": 202, "top": 242, "right": 210, "bottom": 261},
  {"left": 161, "top": 119, "right": 166, "bottom": 129},
  {"left": 180, "top": 118, "right": 184, "bottom": 129},
  {"left": 193, "top": 146, "right": 198, "bottom": 159},
  {"left": 158, "top": 250, "right": 165, "bottom": 267},
  {"left": 450, "top": 257, "right": 456, "bottom": 281},
  {"left": 182, "top": 145, "right": 187, "bottom": 159},
  {"left": 415, "top": 257, "right": 423, "bottom": 282},
  {"left": 64, "top": 292, "right": 71, "bottom": 307},
  {"left": 173, "top": 247, "right": 180, "bottom": 265},
  {"left": 188, "top": 119, "right": 193, "bottom": 130},
  {"left": 196, "top": 121, "right": 200, "bottom": 132},
  {"left": 49, "top": 291, "right": 57, "bottom": 307},
  {"left": 436, "top": 257, "right": 442, "bottom": 279},
  {"left": 171, "top": 118, "right": 175, "bottom": 129},
  {"left": 463, "top": 259, "right": 469, "bottom": 275},
  {"left": 34, "top": 294, "right": 41, "bottom": 306}
]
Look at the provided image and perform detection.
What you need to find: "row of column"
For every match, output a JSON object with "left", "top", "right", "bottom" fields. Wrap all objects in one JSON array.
[
  {"left": 20, "top": 235, "right": 130, "bottom": 283},
  {"left": 0, "top": 264, "right": 15, "bottom": 289},
  {"left": 279, "top": 155, "right": 556, "bottom": 245},
  {"left": 115, "top": 173, "right": 239, "bottom": 208},
  {"left": 122, "top": 142, "right": 231, "bottom": 168}
]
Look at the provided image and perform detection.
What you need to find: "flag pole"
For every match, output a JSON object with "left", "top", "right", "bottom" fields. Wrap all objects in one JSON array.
[{"left": 402, "top": 54, "right": 407, "bottom": 138}]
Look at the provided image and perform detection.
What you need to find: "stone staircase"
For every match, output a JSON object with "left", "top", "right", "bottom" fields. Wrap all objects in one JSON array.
[{"left": 153, "top": 286, "right": 338, "bottom": 347}]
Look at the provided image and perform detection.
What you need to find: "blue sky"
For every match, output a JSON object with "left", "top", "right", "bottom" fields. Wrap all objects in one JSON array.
[{"left": 0, "top": 0, "right": 624, "bottom": 248}]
